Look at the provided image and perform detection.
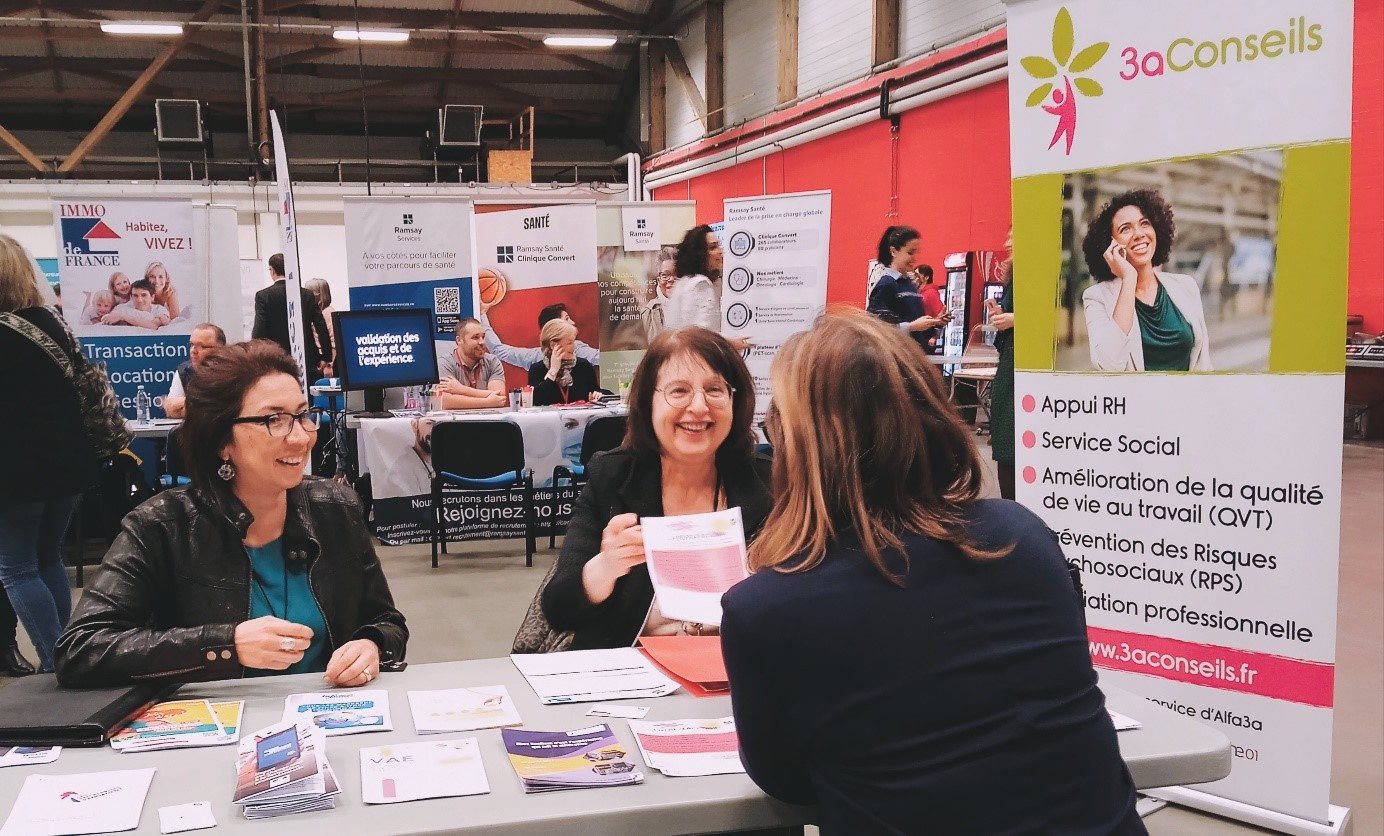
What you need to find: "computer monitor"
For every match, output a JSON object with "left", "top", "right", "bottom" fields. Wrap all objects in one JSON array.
[{"left": 333, "top": 308, "right": 439, "bottom": 411}]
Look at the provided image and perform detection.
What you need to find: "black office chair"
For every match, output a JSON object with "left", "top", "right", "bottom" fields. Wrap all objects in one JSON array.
[
  {"left": 159, "top": 427, "right": 190, "bottom": 490},
  {"left": 550, "top": 415, "right": 628, "bottom": 547},
  {"left": 430, "top": 421, "right": 535, "bottom": 569}
]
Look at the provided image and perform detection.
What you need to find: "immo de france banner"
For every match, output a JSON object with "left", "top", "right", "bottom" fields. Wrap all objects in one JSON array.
[{"left": 1006, "top": 0, "right": 1351, "bottom": 826}]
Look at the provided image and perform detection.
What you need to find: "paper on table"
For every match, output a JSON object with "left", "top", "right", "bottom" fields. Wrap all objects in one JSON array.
[
  {"left": 0, "top": 746, "right": 60, "bottom": 768},
  {"left": 109, "top": 699, "right": 227, "bottom": 752},
  {"left": 407, "top": 685, "right": 522, "bottom": 734},
  {"left": 640, "top": 507, "right": 748, "bottom": 626},
  {"left": 586, "top": 704, "right": 649, "bottom": 719},
  {"left": 638, "top": 635, "right": 729, "bottom": 693},
  {"left": 359, "top": 738, "right": 491, "bottom": 804},
  {"left": 1107, "top": 709, "right": 1143, "bottom": 731},
  {"left": 0, "top": 767, "right": 156, "bottom": 836},
  {"left": 157, "top": 801, "right": 216, "bottom": 834},
  {"left": 282, "top": 690, "right": 392, "bottom": 736},
  {"left": 509, "top": 648, "right": 679, "bottom": 704},
  {"left": 628, "top": 717, "right": 745, "bottom": 777}
]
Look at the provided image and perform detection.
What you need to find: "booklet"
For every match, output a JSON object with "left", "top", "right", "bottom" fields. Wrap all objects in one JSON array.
[
  {"left": 360, "top": 738, "right": 491, "bottom": 804},
  {"left": 640, "top": 507, "right": 749, "bottom": 626},
  {"left": 282, "top": 690, "right": 392, "bottom": 737},
  {"left": 0, "top": 767, "right": 155, "bottom": 836},
  {"left": 638, "top": 635, "right": 730, "bottom": 697},
  {"left": 110, "top": 699, "right": 230, "bottom": 752},
  {"left": 407, "top": 685, "right": 523, "bottom": 734},
  {"left": 502, "top": 724, "right": 643, "bottom": 793},
  {"left": 231, "top": 720, "right": 328, "bottom": 810},
  {"left": 0, "top": 746, "right": 60, "bottom": 768},
  {"left": 510, "top": 648, "right": 679, "bottom": 705},
  {"left": 628, "top": 717, "right": 745, "bottom": 777}
]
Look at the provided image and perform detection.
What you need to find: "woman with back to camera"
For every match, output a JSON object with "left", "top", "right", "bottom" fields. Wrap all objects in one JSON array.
[
  {"left": 541, "top": 327, "right": 770, "bottom": 649},
  {"left": 56, "top": 340, "right": 408, "bottom": 687},
  {"left": 0, "top": 234, "right": 99, "bottom": 675},
  {"left": 528, "top": 318, "right": 602, "bottom": 406},
  {"left": 867, "top": 225, "right": 951, "bottom": 352},
  {"left": 720, "top": 309, "right": 1144, "bottom": 834},
  {"left": 144, "top": 261, "right": 181, "bottom": 320},
  {"left": 666, "top": 226, "right": 752, "bottom": 352},
  {"left": 1081, "top": 188, "right": 1212, "bottom": 371}
]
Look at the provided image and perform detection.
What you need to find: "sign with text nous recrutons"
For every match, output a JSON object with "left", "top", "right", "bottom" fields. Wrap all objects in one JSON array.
[{"left": 1006, "top": 0, "right": 1351, "bottom": 831}]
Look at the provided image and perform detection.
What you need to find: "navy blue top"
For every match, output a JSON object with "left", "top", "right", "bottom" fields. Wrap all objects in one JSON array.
[
  {"left": 867, "top": 268, "right": 927, "bottom": 349},
  {"left": 246, "top": 538, "right": 331, "bottom": 675},
  {"left": 720, "top": 500, "right": 1145, "bottom": 836}
]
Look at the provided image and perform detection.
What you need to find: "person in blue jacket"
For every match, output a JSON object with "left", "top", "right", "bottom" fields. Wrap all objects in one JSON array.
[
  {"left": 721, "top": 309, "right": 1145, "bottom": 835},
  {"left": 867, "top": 225, "right": 950, "bottom": 351}
]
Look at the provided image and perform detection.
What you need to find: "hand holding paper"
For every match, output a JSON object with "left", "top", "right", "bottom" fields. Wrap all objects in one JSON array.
[{"left": 641, "top": 507, "right": 749, "bottom": 626}]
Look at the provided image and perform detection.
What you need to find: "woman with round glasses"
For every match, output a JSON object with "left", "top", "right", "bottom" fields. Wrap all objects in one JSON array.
[
  {"left": 56, "top": 340, "right": 407, "bottom": 687},
  {"left": 539, "top": 326, "right": 770, "bottom": 649}
]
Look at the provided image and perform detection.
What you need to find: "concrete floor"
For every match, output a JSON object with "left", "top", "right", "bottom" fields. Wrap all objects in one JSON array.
[{"left": 5, "top": 442, "right": 1380, "bottom": 835}]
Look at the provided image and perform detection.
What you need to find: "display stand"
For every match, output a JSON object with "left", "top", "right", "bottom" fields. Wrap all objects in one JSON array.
[{"left": 1143, "top": 787, "right": 1352, "bottom": 836}]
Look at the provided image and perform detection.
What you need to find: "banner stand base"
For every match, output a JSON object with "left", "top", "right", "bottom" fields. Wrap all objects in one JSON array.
[{"left": 1143, "top": 787, "right": 1351, "bottom": 836}]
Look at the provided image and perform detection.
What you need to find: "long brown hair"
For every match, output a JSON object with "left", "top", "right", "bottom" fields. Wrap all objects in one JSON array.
[{"left": 749, "top": 308, "right": 1002, "bottom": 584}]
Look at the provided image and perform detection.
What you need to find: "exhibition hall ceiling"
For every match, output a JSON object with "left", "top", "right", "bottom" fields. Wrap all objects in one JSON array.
[{"left": 0, "top": 0, "right": 684, "bottom": 178}]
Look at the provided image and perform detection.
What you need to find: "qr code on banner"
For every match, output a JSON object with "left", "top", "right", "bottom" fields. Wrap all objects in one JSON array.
[{"left": 433, "top": 286, "right": 461, "bottom": 315}]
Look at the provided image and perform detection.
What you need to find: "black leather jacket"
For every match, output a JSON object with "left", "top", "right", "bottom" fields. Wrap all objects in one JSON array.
[{"left": 55, "top": 477, "right": 407, "bottom": 687}]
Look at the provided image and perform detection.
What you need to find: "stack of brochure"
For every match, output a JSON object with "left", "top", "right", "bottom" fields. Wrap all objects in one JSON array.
[
  {"left": 509, "top": 648, "right": 679, "bottom": 704},
  {"left": 359, "top": 738, "right": 491, "bottom": 804},
  {"left": 110, "top": 699, "right": 243, "bottom": 752},
  {"left": 502, "top": 724, "right": 644, "bottom": 793},
  {"left": 407, "top": 685, "right": 523, "bottom": 734},
  {"left": 231, "top": 719, "right": 340, "bottom": 819},
  {"left": 628, "top": 717, "right": 746, "bottom": 777},
  {"left": 282, "top": 690, "right": 393, "bottom": 737}
]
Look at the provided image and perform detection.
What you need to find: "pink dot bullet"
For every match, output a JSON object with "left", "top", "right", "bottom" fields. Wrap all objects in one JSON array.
[
  {"left": 1021, "top": 395, "right": 1036, "bottom": 413},
  {"left": 1022, "top": 466, "right": 1037, "bottom": 484},
  {"left": 1022, "top": 431, "right": 1036, "bottom": 448}
]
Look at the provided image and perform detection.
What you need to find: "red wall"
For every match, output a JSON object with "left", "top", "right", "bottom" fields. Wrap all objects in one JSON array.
[
  {"left": 1350, "top": 0, "right": 1383, "bottom": 335},
  {"left": 652, "top": 81, "right": 1013, "bottom": 307}
]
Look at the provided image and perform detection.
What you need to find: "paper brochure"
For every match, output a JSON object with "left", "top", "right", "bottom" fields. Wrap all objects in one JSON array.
[
  {"left": 407, "top": 685, "right": 523, "bottom": 734},
  {"left": 641, "top": 508, "right": 748, "bottom": 626},
  {"left": 0, "top": 767, "right": 155, "bottom": 836},
  {"left": 360, "top": 738, "right": 491, "bottom": 804},
  {"left": 282, "top": 690, "right": 392, "bottom": 737},
  {"left": 629, "top": 717, "right": 745, "bottom": 777},
  {"left": 510, "top": 648, "right": 679, "bottom": 704}
]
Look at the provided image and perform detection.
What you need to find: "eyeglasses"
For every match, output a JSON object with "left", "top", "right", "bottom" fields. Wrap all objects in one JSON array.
[
  {"left": 655, "top": 383, "right": 734, "bottom": 408},
  {"left": 231, "top": 409, "right": 321, "bottom": 437}
]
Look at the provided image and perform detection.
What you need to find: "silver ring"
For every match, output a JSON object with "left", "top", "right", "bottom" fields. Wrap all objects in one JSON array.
[{"left": 279, "top": 637, "right": 297, "bottom": 652}]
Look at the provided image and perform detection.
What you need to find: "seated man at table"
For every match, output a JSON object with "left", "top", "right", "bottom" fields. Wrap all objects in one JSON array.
[
  {"left": 437, "top": 318, "right": 506, "bottom": 409},
  {"left": 163, "top": 322, "right": 227, "bottom": 418}
]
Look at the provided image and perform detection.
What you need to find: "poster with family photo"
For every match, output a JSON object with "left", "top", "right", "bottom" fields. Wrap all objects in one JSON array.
[{"left": 52, "top": 198, "right": 202, "bottom": 337}]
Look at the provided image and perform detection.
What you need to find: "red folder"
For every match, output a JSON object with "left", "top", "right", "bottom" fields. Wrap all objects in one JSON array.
[{"left": 637, "top": 636, "right": 730, "bottom": 698}]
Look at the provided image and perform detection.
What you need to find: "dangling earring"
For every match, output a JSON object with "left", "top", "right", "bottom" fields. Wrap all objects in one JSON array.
[{"left": 218, "top": 459, "right": 236, "bottom": 481}]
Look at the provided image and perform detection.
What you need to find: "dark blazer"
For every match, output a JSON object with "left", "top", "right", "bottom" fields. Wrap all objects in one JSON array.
[
  {"left": 55, "top": 476, "right": 407, "bottom": 687},
  {"left": 251, "top": 280, "right": 333, "bottom": 372},
  {"left": 542, "top": 447, "right": 772, "bottom": 650},
  {"left": 0, "top": 306, "right": 98, "bottom": 501},
  {"left": 720, "top": 500, "right": 1145, "bottom": 836},
  {"left": 528, "top": 358, "right": 601, "bottom": 406}
]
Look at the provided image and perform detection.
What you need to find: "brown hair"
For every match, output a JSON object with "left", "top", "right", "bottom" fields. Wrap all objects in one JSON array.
[
  {"left": 179, "top": 339, "right": 300, "bottom": 489},
  {"left": 749, "top": 308, "right": 1002, "bottom": 585},
  {"left": 0, "top": 234, "right": 46, "bottom": 313},
  {"left": 624, "top": 326, "right": 756, "bottom": 469}
]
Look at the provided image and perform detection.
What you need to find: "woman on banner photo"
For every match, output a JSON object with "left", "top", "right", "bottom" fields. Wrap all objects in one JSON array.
[{"left": 1081, "top": 189, "right": 1213, "bottom": 372}]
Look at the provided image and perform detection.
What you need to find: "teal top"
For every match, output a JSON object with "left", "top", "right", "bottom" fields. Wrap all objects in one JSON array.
[
  {"left": 1135, "top": 282, "right": 1195, "bottom": 371},
  {"left": 245, "top": 538, "right": 330, "bottom": 675}
]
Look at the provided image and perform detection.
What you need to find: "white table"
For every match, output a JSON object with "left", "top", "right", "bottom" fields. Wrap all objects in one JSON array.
[
  {"left": 0, "top": 661, "right": 1230, "bottom": 836},
  {"left": 928, "top": 353, "right": 1000, "bottom": 366},
  {"left": 124, "top": 418, "right": 181, "bottom": 440}
]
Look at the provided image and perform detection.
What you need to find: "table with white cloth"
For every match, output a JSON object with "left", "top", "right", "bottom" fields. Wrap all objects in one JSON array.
[
  {"left": 0, "top": 661, "right": 1231, "bottom": 836},
  {"left": 355, "top": 405, "right": 625, "bottom": 546}
]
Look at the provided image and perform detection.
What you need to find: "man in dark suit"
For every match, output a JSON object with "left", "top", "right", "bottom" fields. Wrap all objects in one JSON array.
[{"left": 252, "top": 253, "right": 333, "bottom": 377}]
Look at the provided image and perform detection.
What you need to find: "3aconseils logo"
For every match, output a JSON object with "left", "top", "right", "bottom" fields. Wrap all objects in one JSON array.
[
  {"left": 1117, "top": 15, "right": 1323, "bottom": 79},
  {"left": 60, "top": 786, "right": 123, "bottom": 803},
  {"left": 1022, "top": 7, "right": 1328, "bottom": 155}
]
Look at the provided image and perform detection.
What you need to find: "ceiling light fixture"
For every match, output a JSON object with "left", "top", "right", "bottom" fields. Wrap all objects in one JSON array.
[
  {"left": 333, "top": 28, "right": 410, "bottom": 43},
  {"left": 100, "top": 22, "right": 184, "bottom": 36},
  {"left": 543, "top": 35, "right": 617, "bottom": 48}
]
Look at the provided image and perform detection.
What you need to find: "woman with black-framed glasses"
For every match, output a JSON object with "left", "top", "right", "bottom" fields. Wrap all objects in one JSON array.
[
  {"left": 56, "top": 339, "right": 407, "bottom": 688},
  {"left": 531, "top": 326, "right": 771, "bottom": 651}
]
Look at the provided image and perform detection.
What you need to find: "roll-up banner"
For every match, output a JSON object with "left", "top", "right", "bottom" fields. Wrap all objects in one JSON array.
[
  {"left": 342, "top": 197, "right": 478, "bottom": 378},
  {"left": 270, "top": 111, "right": 309, "bottom": 393},
  {"left": 471, "top": 202, "right": 599, "bottom": 391},
  {"left": 720, "top": 191, "right": 832, "bottom": 431},
  {"left": 1005, "top": 1, "right": 1352, "bottom": 832},
  {"left": 53, "top": 197, "right": 200, "bottom": 416},
  {"left": 595, "top": 201, "right": 697, "bottom": 390}
]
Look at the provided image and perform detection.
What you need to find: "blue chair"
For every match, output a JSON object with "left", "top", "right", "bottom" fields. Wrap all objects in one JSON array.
[
  {"left": 549, "top": 415, "right": 627, "bottom": 548},
  {"left": 430, "top": 421, "right": 535, "bottom": 569}
]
